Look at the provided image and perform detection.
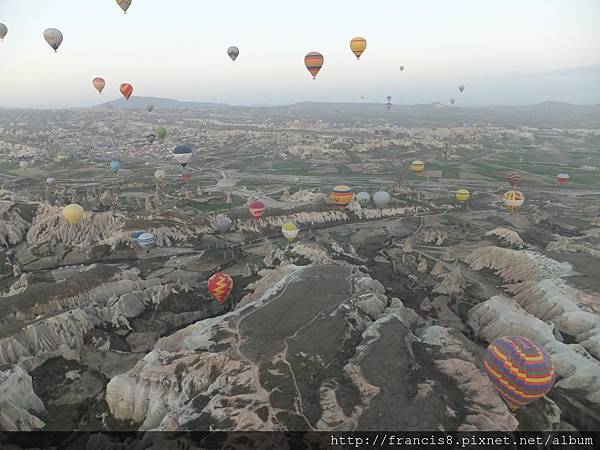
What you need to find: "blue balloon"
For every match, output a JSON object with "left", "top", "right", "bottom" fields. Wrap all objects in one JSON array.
[
  {"left": 137, "top": 232, "right": 156, "bottom": 252},
  {"left": 110, "top": 160, "right": 121, "bottom": 173}
]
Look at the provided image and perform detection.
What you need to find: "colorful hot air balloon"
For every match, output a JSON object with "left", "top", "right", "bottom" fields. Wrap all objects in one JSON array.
[
  {"left": 0, "top": 23, "right": 7, "bottom": 41},
  {"left": 156, "top": 127, "right": 167, "bottom": 139},
  {"left": 137, "top": 232, "right": 156, "bottom": 252},
  {"left": 146, "top": 133, "right": 157, "bottom": 144},
  {"left": 506, "top": 172, "right": 521, "bottom": 187},
  {"left": 484, "top": 336, "right": 555, "bottom": 410},
  {"left": 450, "top": 97, "right": 456, "bottom": 105},
  {"left": 330, "top": 185, "right": 354, "bottom": 208},
  {"left": 154, "top": 169, "right": 166, "bottom": 182},
  {"left": 356, "top": 191, "right": 370, "bottom": 206},
  {"left": 282, "top": 222, "right": 299, "bottom": 242},
  {"left": 19, "top": 161, "right": 29, "bottom": 169},
  {"left": 459, "top": 85, "right": 465, "bottom": 93},
  {"left": 46, "top": 177, "right": 56, "bottom": 186},
  {"left": 92, "top": 77, "right": 105, "bottom": 94},
  {"left": 116, "top": 0, "right": 132, "bottom": 14},
  {"left": 110, "top": 160, "right": 121, "bottom": 173},
  {"left": 43, "top": 28, "right": 63, "bottom": 52},
  {"left": 120, "top": 83, "right": 133, "bottom": 101},
  {"left": 503, "top": 190, "right": 525, "bottom": 214},
  {"left": 173, "top": 145, "right": 192, "bottom": 167},
  {"left": 411, "top": 160, "right": 425, "bottom": 175},
  {"left": 399, "top": 65, "right": 405, "bottom": 72},
  {"left": 455, "top": 189, "right": 470, "bottom": 203},
  {"left": 556, "top": 173, "right": 570, "bottom": 185},
  {"left": 248, "top": 201, "right": 266, "bottom": 220},
  {"left": 304, "top": 52, "right": 324, "bottom": 79},
  {"left": 63, "top": 204, "right": 84, "bottom": 225},
  {"left": 181, "top": 171, "right": 192, "bottom": 182},
  {"left": 208, "top": 272, "right": 233, "bottom": 304},
  {"left": 350, "top": 37, "right": 367, "bottom": 59},
  {"left": 373, "top": 191, "right": 390, "bottom": 209},
  {"left": 227, "top": 46, "right": 239, "bottom": 61},
  {"left": 213, "top": 215, "right": 232, "bottom": 233},
  {"left": 146, "top": 104, "right": 154, "bottom": 112}
]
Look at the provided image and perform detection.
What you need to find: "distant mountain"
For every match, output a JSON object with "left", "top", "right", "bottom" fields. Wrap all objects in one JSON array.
[{"left": 96, "top": 96, "right": 233, "bottom": 111}]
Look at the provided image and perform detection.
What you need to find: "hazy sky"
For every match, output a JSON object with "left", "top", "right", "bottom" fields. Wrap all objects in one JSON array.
[{"left": 1, "top": 0, "right": 599, "bottom": 108}]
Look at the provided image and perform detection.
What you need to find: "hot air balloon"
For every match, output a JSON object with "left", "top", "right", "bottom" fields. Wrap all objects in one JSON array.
[
  {"left": 213, "top": 215, "right": 232, "bottom": 233},
  {"left": 154, "top": 169, "right": 166, "bottom": 182},
  {"left": 459, "top": 85, "right": 465, "bottom": 93},
  {"left": 227, "top": 46, "right": 239, "bottom": 61},
  {"left": 0, "top": 23, "right": 7, "bottom": 41},
  {"left": 120, "top": 83, "right": 133, "bottom": 101},
  {"left": 43, "top": 28, "right": 63, "bottom": 52},
  {"left": 350, "top": 37, "right": 367, "bottom": 59},
  {"left": 506, "top": 172, "right": 521, "bottom": 187},
  {"left": 116, "top": 0, "right": 132, "bottom": 14},
  {"left": 156, "top": 127, "right": 167, "bottom": 139},
  {"left": 356, "top": 191, "right": 370, "bottom": 206},
  {"left": 386, "top": 96, "right": 392, "bottom": 103},
  {"left": 304, "top": 52, "right": 324, "bottom": 79},
  {"left": 455, "top": 189, "right": 470, "bottom": 203},
  {"left": 137, "top": 232, "right": 156, "bottom": 252},
  {"left": 181, "top": 172, "right": 192, "bottom": 182},
  {"left": 63, "top": 204, "right": 84, "bottom": 225},
  {"left": 450, "top": 97, "right": 456, "bottom": 105},
  {"left": 373, "top": 191, "right": 390, "bottom": 209},
  {"left": 484, "top": 336, "right": 555, "bottom": 410},
  {"left": 55, "top": 150, "right": 70, "bottom": 161},
  {"left": 360, "top": 95, "right": 365, "bottom": 101},
  {"left": 173, "top": 145, "right": 192, "bottom": 167},
  {"left": 399, "top": 65, "right": 405, "bottom": 72},
  {"left": 208, "top": 272, "right": 233, "bottom": 304},
  {"left": 92, "top": 77, "right": 105, "bottom": 94},
  {"left": 503, "top": 190, "right": 525, "bottom": 214},
  {"left": 556, "top": 173, "right": 570, "bottom": 185},
  {"left": 46, "top": 177, "right": 56, "bottom": 186},
  {"left": 282, "top": 223, "right": 299, "bottom": 242},
  {"left": 330, "top": 185, "right": 354, "bottom": 208},
  {"left": 19, "top": 161, "right": 29, "bottom": 169},
  {"left": 146, "top": 133, "right": 157, "bottom": 144},
  {"left": 248, "top": 201, "right": 266, "bottom": 220},
  {"left": 411, "top": 160, "right": 425, "bottom": 175},
  {"left": 110, "top": 160, "right": 121, "bottom": 173},
  {"left": 146, "top": 104, "right": 154, "bottom": 112}
]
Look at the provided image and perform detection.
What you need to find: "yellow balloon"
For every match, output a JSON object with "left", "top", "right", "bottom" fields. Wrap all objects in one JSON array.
[
  {"left": 63, "top": 204, "right": 84, "bottom": 225},
  {"left": 411, "top": 160, "right": 425, "bottom": 175},
  {"left": 455, "top": 189, "right": 470, "bottom": 202},
  {"left": 350, "top": 37, "right": 367, "bottom": 59}
]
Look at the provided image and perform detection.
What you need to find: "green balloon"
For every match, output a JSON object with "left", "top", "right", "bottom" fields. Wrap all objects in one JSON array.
[
  {"left": 56, "top": 150, "right": 71, "bottom": 161},
  {"left": 156, "top": 127, "right": 167, "bottom": 139}
]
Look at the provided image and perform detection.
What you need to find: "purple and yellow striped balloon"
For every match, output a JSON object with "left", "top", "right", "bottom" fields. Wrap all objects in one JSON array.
[{"left": 484, "top": 336, "right": 555, "bottom": 410}]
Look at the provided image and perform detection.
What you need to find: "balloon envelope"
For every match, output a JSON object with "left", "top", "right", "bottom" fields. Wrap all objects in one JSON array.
[
  {"left": 455, "top": 189, "right": 470, "bottom": 202},
  {"left": 120, "top": 83, "right": 133, "bottom": 100},
  {"left": 63, "top": 204, "right": 84, "bottom": 225},
  {"left": 213, "top": 215, "right": 232, "bottom": 233},
  {"left": 411, "top": 160, "right": 425, "bottom": 175},
  {"left": 116, "top": 0, "right": 132, "bottom": 13},
  {"left": 0, "top": 23, "right": 7, "bottom": 40},
  {"left": 19, "top": 161, "right": 28, "bottom": 169},
  {"left": 399, "top": 65, "right": 405, "bottom": 71},
  {"left": 137, "top": 232, "right": 156, "bottom": 251},
  {"left": 330, "top": 185, "right": 354, "bottom": 207},
  {"left": 248, "top": 201, "right": 266, "bottom": 219},
  {"left": 146, "top": 104, "right": 154, "bottom": 112},
  {"left": 282, "top": 222, "right": 299, "bottom": 242},
  {"left": 208, "top": 272, "right": 233, "bottom": 304},
  {"left": 503, "top": 190, "right": 525, "bottom": 212},
  {"left": 304, "top": 52, "right": 324, "bottom": 79},
  {"left": 506, "top": 172, "right": 521, "bottom": 187},
  {"left": 373, "top": 191, "right": 390, "bottom": 208},
  {"left": 350, "top": 37, "right": 367, "bottom": 59},
  {"left": 110, "top": 160, "right": 121, "bottom": 173},
  {"left": 46, "top": 177, "right": 56, "bottom": 186},
  {"left": 356, "top": 191, "right": 370, "bottom": 206},
  {"left": 156, "top": 127, "right": 167, "bottom": 139},
  {"left": 227, "top": 46, "right": 239, "bottom": 61},
  {"left": 484, "top": 336, "right": 555, "bottom": 410},
  {"left": 450, "top": 98, "right": 456, "bottom": 105},
  {"left": 43, "top": 28, "right": 63, "bottom": 52},
  {"left": 556, "top": 173, "right": 570, "bottom": 185},
  {"left": 459, "top": 85, "right": 465, "bottom": 93},
  {"left": 92, "top": 77, "right": 105, "bottom": 94},
  {"left": 146, "top": 133, "right": 157, "bottom": 144},
  {"left": 154, "top": 169, "right": 166, "bottom": 182},
  {"left": 174, "top": 145, "right": 192, "bottom": 167}
]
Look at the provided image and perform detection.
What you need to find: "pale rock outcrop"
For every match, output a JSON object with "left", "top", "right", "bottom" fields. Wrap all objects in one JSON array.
[
  {"left": 0, "top": 201, "right": 29, "bottom": 247},
  {"left": 442, "top": 246, "right": 457, "bottom": 262},
  {"left": 417, "top": 255, "right": 428, "bottom": 273},
  {"left": 432, "top": 267, "right": 466, "bottom": 297},
  {"left": 484, "top": 227, "right": 525, "bottom": 249},
  {"left": 546, "top": 235, "right": 600, "bottom": 260},
  {"left": 0, "top": 365, "right": 45, "bottom": 431},
  {"left": 430, "top": 260, "right": 446, "bottom": 277},
  {"left": 420, "top": 228, "right": 448, "bottom": 245}
]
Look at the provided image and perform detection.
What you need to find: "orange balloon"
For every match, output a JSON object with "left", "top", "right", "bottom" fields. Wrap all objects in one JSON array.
[
  {"left": 208, "top": 272, "right": 233, "bottom": 304},
  {"left": 304, "top": 52, "right": 324, "bottom": 79},
  {"left": 120, "top": 83, "right": 133, "bottom": 100}
]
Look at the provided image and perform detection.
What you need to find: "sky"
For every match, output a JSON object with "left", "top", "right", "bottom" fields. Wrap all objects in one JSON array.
[{"left": 1, "top": 0, "right": 599, "bottom": 108}]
